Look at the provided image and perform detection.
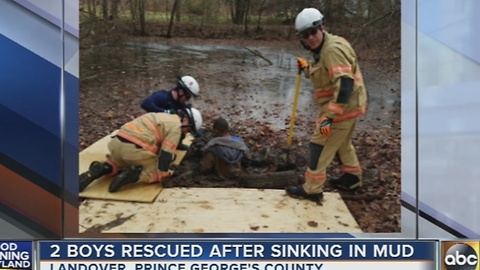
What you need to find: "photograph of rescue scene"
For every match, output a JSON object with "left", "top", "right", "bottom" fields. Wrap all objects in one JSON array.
[{"left": 78, "top": 0, "right": 400, "bottom": 233}]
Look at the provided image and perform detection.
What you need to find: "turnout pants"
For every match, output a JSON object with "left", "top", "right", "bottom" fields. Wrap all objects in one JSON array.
[
  {"left": 303, "top": 118, "right": 362, "bottom": 194},
  {"left": 106, "top": 137, "right": 162, "bottom": 184}
]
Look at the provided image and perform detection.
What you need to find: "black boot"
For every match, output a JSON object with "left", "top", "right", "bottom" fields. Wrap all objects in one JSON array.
[
  {"left": 285, "top": 185, "right": 323, "bottom": 202},
  {"left": 330, "top": 173, "right": 362, "bottom": 191},
  {"left": 108, "top": 165, "right": 143, "bottom": 193},
  {"left": 79, "top": 162, "right": 113, "bottom": 192}
]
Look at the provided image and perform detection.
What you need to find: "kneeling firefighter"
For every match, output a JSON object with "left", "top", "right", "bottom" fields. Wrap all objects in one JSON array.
[{"left": 79, "top": 107, "right": 203, "bottom": 193}]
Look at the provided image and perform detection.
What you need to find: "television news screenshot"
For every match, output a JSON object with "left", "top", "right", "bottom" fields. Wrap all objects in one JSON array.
[{"left": 0, "top": 0, "right": 479, "bottom": 270}]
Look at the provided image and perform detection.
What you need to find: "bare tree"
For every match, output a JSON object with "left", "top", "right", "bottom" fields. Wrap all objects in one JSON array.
[
  {"left": 243, "top": 0, "right": 251, "bottom": 34},
  {"left": 110, "top": 0, "right": 120, "bottom": 19},
  {"left": 167, "top": 0, "right": 182, "bottom": 37},
  {"left": 102, "top": 0, "right": 109, "bottom": 19},
  {"left": 351, "top": 0, "right": 400, "bottom": 48},
  {"left": 175, "top": 0, "right": 182, "bottom": 22},
  {"left": 85, "top": 0, "right": 97, "bottom": 16},
  {"left": 138, "top": 0, "right": 146, "bottom": 35},
  {"left": 128, "top": 0, "right": 146, "bottom": 35},
  {"left": 199, "top": 0, "right": 209, "bottom": 32},
  {"left": 255, "top": 0, "right": 268, "bottom": 32},
  {"left": 129, "top": 0, "right": 138, "bottom": 33},
  {"left": 231, "top": 0, "right": 251, "bottom": 25}
]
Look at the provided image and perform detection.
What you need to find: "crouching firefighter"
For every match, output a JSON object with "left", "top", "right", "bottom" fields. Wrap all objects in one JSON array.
[
  {"left": 79, "top": 107, "right": 203, "bottom": 193},
  {"left": 285, "top": 8, "right": 368, "bottom": 201}
]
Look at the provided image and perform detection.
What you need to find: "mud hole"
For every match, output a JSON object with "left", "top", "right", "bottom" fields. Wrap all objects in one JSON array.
[{"left": 80, "top": 37, "right": 400, "bottom": 233}]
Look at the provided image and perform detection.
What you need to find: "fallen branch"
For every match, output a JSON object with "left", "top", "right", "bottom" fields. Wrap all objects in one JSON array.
[
  {"left": 244, "top": 46, "right": 273, "bottom": 65},
  {"left": 340, "top": 193, "right": 384, "bottom": 201},
  {"left": 240, "top": 170, "right": 300, "bottom": 189},
  {"left": 83, "top": 213, "right": 135, "bottom": 233},
  {"left": 164, "top": 169, "right": 300, "bottom": 189}
]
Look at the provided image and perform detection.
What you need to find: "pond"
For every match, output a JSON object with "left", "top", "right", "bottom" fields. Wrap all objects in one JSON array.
[{"left": 80, "top": 41, "right": 400, "bottom": 141}]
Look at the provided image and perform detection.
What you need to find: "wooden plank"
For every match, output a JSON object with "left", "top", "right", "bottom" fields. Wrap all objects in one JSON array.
[
  {"left": 79, "top": 131, "right": 193, "bottom": 203},
  {"left": 79, "top": 188, "right": 362, "bottom": 233},
  {"left": 78, "top": 176, "right": 163, "bottom": 203}
]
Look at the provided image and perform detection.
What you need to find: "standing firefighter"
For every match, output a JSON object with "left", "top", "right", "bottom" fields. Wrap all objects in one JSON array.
[
  {"left": 79, "top": 108, "right": 203, "bottom": 193},
  {"left": 285, "top": 8, "right": 368, "bottom": 201}
]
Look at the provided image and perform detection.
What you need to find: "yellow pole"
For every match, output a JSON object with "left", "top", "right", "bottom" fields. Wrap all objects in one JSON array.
[{"left": 287, "top": 68, "right": 302, "bottom": 146}]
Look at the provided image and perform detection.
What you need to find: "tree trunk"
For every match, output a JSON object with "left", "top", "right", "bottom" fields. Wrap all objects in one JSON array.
[
  {"left": 242, "top": 0, "right": 250, "bottom": 35},
  {"left": 367, "top": 0, "right": 372, "bottom": 20},
  {"left": 129, "top": 0, "right": 137, "bottom": 33},
  {"left": 86, "top": 0, "right": 95, "bottom": 17},
  {"left": 138, "top": 0, "right": 146, "bottom": 35},
  {"left": 233, "top": 0, "right": 249, "bottom": 25},
  {"left": 110, "top": 0, "right": 119, "bottom": 19},
  {"left": 255, "top": 0, "right": 267, "bottom": 32},
  {"left": 200, "top": 1, "right": 208, "bottom": 32},
  {"left": 102, "top": 0, "right": 108, "bottom": 20},
  {"left": 175, "top": 0, "right": 182, "bottom": 22},
  {"left": 166, "top": 0, "right": 181, "bottom": 37},
  {"left": 240, "top": 170, "right": 301, "bottom": 189},
  {"left": 228, "top": 0, "right": 234, "bottom": 23}
]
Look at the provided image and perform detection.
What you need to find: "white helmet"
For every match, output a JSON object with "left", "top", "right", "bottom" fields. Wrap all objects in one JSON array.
[
  {"left": 178, "top": 76, "right": 199, "bottom": 98},
  {"left": 295, "top": 8, "right": 324, "bottom": 33},
  {"left": 183, "top": 107, "right": 202, "bottom": 135}
]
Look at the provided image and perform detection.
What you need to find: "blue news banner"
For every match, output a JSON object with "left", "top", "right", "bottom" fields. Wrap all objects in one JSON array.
[
  {"left": 0, "top": 241, "right": 32, "bottom": 270},
  {"left": 38, "top": 241, "right": 437, "bottom": 270}
]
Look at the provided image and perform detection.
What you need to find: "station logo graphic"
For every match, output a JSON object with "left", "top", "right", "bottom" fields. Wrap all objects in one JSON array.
[{"left": 442, "top": 241, "right": 479, "bottom": 270}]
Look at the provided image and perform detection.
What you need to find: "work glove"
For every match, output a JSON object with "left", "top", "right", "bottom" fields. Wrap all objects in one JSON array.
[
  {"left": 319, "top": 116, "right": 333, "bottom": 137},
  {"left": 297, "top": 57, "right": 308, "bottom": 70}
]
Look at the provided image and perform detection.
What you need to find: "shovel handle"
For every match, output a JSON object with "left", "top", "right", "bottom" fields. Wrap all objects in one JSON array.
[{"left": 287, "top": 68, "right": 303, "bottom": 146}]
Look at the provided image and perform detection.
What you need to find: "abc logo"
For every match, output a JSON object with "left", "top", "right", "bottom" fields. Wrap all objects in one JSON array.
[{"left": 444, "top": 243, "right": 478, "bottom": 270}]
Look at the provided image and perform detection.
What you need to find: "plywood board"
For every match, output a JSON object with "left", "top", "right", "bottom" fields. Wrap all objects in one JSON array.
[
  {"left": 78, "top": 176, "right": 163, "bottom": 203},
  {"left": 79, "top": 188, "right": 362, "bottom": 233},
  {"left": 79, "top": 131, "right": 193, "bottom": 203}
]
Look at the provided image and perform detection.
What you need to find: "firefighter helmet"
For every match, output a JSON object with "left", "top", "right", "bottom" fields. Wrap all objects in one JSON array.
[
  {"left": 178, "top": 76, "right": 199, "bottom": 98},
  {"left": 188, "top": 107, "right": 203, "bottom": 133},
  {"left": 295, "top": 8, "right": 324, "bottom": 33},
  {"left": 178, "top": 107, "right": 203, "bottom": 135}
]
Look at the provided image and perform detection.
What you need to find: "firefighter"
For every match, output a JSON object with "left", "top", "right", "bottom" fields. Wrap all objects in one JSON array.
[
  {"left": 79, "top": 107, "right": 203, "bottom": 193},
  {"left": 285, "top": 8, "right": 368, "bottom": 201},
  {"left": 141, "top": 75, "right": 199, "bottom": 114},
  {"left": 200, "top": 117, "right": 250, "bottom": 180}
]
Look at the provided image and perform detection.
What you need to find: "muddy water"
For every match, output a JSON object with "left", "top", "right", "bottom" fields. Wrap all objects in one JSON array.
[{"left": 81, "top": 42, "right": 400, "bottom": 138}]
